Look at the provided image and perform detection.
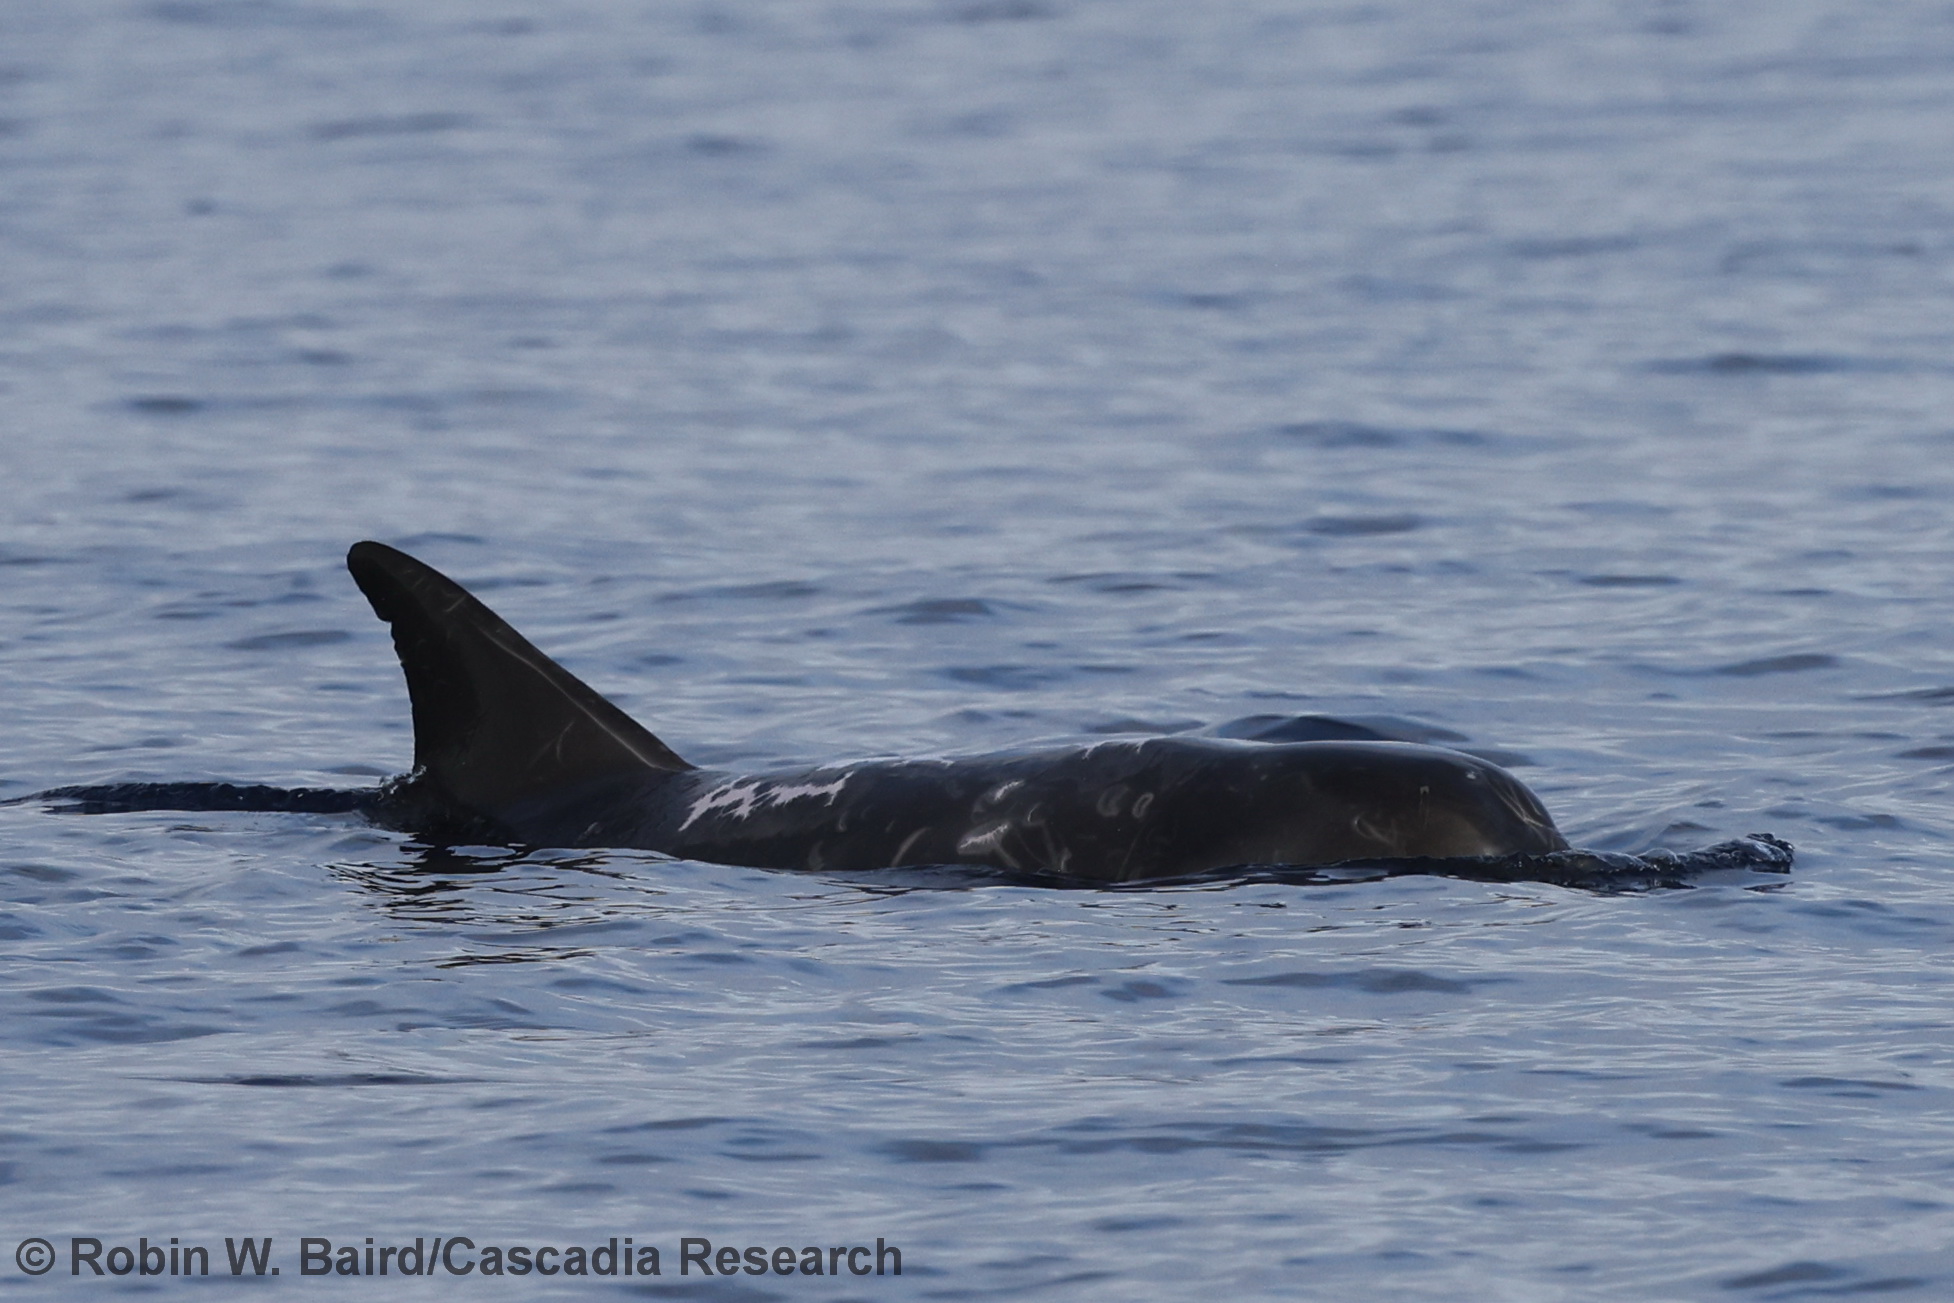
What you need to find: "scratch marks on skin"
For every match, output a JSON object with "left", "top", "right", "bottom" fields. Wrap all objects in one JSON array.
[
  {"left": 1350, "top": 813, "right": 1399, "bottom": 853},
  {"left": 680, "top": 775, "right": 849, "bottom": 830},
  {"left": 957, "top": 806, "right": 1072, "bottom": 875},
  {"left": 893, "top": 826, "right": 931, "bottom": 865},
  {"left": 977, "top": 779, "right": 1024, "bottom": 808},
  {"left": 530, "top": 721, "right": 578, "bottom": 768},
  {"left": 956, "top": 822, "right": 1019, "bottom": 865},
  {"left": 1077, "top": 738, "right": 1149, "bottom": 760}
]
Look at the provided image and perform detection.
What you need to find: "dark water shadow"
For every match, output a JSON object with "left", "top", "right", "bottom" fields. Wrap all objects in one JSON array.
[
  {"left": 1646, "top": 353, "right": 1924, "bottom": 376},
  {"left": 312, "top": 830, "right": 1794, "bottom": 910},
  {"left": 883, "top": 1115, "right": 1591, "bottom": 1164},
  {"left": 153, "top": 1072, "right": 484, "bottom": 1087},
  {"left": 1716, "top": 1257, "right": 1931, "bottom": 1296},
  {"left": 749, "top": 835, "right": 1795, "bottom": 897}
]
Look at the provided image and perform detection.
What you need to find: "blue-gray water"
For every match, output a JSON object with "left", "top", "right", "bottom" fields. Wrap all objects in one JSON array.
[{"left": 5, "top": 0, "right": 1954, "bottom": 1297}]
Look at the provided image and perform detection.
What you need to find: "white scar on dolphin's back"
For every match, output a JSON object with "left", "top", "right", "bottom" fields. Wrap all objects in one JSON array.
[
  {"left": 956, "top": 821, "right": 1019, "bottom": 867},
  {"left": 680, "top": 775, "right": 849, "bottom": 831},
  {"left": 1076, "top": 738, "right": 1149, "bottom": 757}
]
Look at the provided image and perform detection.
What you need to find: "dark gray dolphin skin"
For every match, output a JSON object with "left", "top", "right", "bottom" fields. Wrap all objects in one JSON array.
[{"left": 339, "top": 542, "right": 1569, "bottom": 880}]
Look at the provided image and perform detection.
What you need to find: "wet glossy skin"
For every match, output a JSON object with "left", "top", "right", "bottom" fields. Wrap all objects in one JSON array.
[
  {"left": 376, "top": 733, "right": 1566, "bottom": 883},
  {"left": 651, "top": 736, "right": 1566, "bottom": 881},
  {"left": 349, "top": 540, "right": 1567, "bottom": 881}
]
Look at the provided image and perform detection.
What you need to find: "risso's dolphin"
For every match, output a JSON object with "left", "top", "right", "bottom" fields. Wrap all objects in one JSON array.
[
  {"left": 25, "top": 543, "right": 1795, "bottom": 888},
  {"left": 349, "top": 542, "right": 1574, "bottom": 879}
]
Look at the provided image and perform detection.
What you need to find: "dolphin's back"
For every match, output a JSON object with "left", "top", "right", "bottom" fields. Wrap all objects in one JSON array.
[{"left": 659, "top": 737, "right": 1568, "bottom": 882}]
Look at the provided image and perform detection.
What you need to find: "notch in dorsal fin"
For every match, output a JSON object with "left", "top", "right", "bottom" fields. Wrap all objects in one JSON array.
[{"left": 346, "top": 542, "right": 690, "bottom": 823}]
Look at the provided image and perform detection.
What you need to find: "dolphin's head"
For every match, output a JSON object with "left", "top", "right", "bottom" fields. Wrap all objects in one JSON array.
[{"left": 1227, "top": 741, "right": 1568, "bottom": 866}]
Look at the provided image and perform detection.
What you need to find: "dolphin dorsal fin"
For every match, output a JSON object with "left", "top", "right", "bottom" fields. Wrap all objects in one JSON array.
[{"left": 346, "top": 542, "right": 691, "bottom": 820}]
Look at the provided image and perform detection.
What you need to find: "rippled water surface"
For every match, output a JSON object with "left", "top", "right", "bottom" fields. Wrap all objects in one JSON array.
[{"left": 7, "top": 1, "right": 1954, "bottom": 1297}]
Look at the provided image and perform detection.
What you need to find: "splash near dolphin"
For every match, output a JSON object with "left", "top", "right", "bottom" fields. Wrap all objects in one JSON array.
[{"left": 25, "top": 543, "right": 1793, "bottom": 889}]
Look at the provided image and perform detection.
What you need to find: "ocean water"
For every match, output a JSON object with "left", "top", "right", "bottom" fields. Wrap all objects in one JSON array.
[{"left": 5, "top": 0, "right": 1954, "bottom": 1297}]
